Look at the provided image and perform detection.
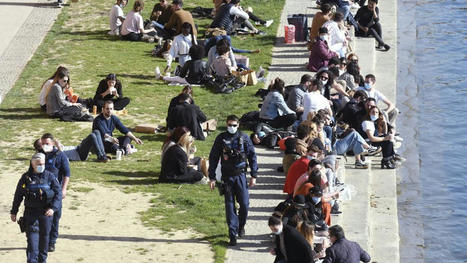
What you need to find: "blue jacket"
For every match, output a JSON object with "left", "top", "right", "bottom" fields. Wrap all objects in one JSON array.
[
  {"left": 44, "top": 147, "right": 70, "bottom": 184},
  {"left": 10, "top": 168, "right": 62, "bottom": 214},
  {"left": 208, "top": 131, "right": 258, "bottom": 180},
  {"left": 323, "top": 238, "right": 371, "bottom": 263},
  {"left": 92, "top": 114, "right": 130, "bottom": 139},
  {"left": 259, "top": 91, "right": 295, "bottom": 120}
]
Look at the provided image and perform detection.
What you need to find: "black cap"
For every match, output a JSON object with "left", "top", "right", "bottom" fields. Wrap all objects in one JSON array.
[{"left": 293, "top": 195, "right": 308, "bottom": 207}]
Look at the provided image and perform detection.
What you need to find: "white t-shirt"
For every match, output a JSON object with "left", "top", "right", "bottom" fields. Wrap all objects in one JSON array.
[
  {"left": 361, "top": 120, "right": 375, "bottom": 140},
  {"left": 121, "top": 10, "right": 143, "bottom": 36},
  {"left": 302, "top": 91, "right": 330, "bottom": 121},
  {"left": 109, "top": 4, "right": 124, "bottom": 33},
  {"left": 355, "top": 87, "right": 387, "bottom": 105},
  {"left": 39, "top": 79, "right": 54, "bottom": 106}
]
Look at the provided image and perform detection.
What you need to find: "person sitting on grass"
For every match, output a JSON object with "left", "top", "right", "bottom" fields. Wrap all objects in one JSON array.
[
  {"left": 259, "top": 78, "right": 297, "bottom": 129},
  {"left": 161, "top": 45, "right": 208, "bottom": 85},
  {"left": 39, "top": 66, "right": 68, "bottom": 112},
  {"left": 164, "top": 22, "right": 197, "bottom": 74},
  {"left": 167, "top": 85, "right": 195, "bottom": 119},
  {"left": 121, "top": 0, "right": 157, "bottom": 42},
  {"left": 210, "top": 0, "right": 265, "bottom": 36},
  {"left": 308, "top": 27, "right": 339, "bottom": 72},
  {"left": 204, "top": 35, "right": 260, "bottom": 55},
  {"left": 33, "top": 130, "right": 110, "bottom": 163},
  {"left": 160, "top": 126, "right": 206, "bottom": 183},
  {"left": 93, "top": 73, "right": 130, "bottom": 112},
  {"left": 92, "top": 100, "right": 143, "bottom": 155},
  {"left": 210, "top": 43, "right": 236, "bottom": 78},
  {"left": 45, "top": 69, "right": 89, "bottom": 118},
  {"left": 164, "top": 0, "right": 198, "bottom": 38},
  {"left": 207, "top": 38, "right": 240, "bottom": 71},
  {"left": 109, "top": 0, "right": 128, "bottom": 36},
  {"left": 148, "top": 0, "right": 173, "bottom": 34},
  {"left": 167, "top": 93, "right": 207, "bottom": 140}
]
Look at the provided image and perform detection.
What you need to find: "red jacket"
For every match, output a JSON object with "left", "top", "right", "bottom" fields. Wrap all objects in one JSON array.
[{"left": 283, "top": 157, "right": 309, "bottom": 195}]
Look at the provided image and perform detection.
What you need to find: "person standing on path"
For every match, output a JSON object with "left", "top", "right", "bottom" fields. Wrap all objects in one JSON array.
[
  {"left": 208, "top": 115, "right": 258, "bottom": 246},
  {"left": 38, "top": 133, "right": 70, "bottom": 253},
  {"left": 10, "top": 153, "right": 62, "bottom": 263}
]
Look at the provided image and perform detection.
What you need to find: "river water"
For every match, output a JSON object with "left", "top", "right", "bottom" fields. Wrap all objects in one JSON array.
[{"left": 397, "top": 0, "right": 467, "bottom": 262}]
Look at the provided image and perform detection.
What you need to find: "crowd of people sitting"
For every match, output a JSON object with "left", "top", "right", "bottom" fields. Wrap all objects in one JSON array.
[{"left": 13, "top": 0, "right": 401, "bottom": 262}]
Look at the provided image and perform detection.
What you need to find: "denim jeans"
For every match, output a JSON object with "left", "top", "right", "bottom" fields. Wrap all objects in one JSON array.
[
  {"left": 337, "top": 5, "right": 351, "bottom": 21},
  {"left": 77, "top": 130, "right": 106, "bottom": 160},
  {"left": 334, "top": 130, "right": 366, "bottom": 155}
]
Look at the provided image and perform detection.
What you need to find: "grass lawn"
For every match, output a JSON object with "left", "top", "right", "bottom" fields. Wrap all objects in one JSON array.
[{"left": 0, "top": 0, "right": 284, "bottom": 261}]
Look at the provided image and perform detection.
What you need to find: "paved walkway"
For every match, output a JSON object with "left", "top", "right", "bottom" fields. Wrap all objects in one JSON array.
[
  {"left": 226, "top": 0, "right": 315, "bottom": 261},
  {"left": 0, "top": 0, "right": 61, "bottom": 104}
]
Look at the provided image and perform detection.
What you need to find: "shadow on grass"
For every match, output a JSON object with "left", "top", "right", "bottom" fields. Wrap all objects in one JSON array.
[
  {"left": 0, "top": 247, "right": 25, "bottom": 251},
  {"left": 103, "top": 170, "right": 157, "bottom": 178},
  {"left": 99, "top": 73, "right": 155, "bottom": 80},
  {"left": 110, "top": 178, "right": 158, "bottom": 185},
  {"left": 0, "top": 113, "right": 49, "bottom": 120},
  {"left": 138, "top": 133, "right": 166, "bottom": 142}
]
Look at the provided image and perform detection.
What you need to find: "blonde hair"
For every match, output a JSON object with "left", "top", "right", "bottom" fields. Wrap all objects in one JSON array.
[
  {"left": 299, "top": 120, "right": 319, "bottom": 141},
  {"left": 178, "top": 132, "right": 193, "bottom": 153},
  {"left": 299, "top": 221, "right": 315, "bottom": 246}
]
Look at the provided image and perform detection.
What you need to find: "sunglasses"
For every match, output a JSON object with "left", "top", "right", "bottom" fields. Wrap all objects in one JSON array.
[
  {"left": 62, "top": 79, "right": 69, "bottom": 83},
  {"left": 350, "top": 59, "right": 358, "bottom": 63},
  {"left": 228, "top": 124, "right": 238, "bottom": 127}
]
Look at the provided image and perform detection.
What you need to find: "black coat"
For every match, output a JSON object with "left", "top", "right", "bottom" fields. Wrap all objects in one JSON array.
[
  {"left": 322, "top": 238, "right": 371, "bottom": 263},
  {"left": 167, "top": 102, "right": 207, "bottom": 140},
  {"left": 274, "top": 224, "right": 314, "bottom": 263}
]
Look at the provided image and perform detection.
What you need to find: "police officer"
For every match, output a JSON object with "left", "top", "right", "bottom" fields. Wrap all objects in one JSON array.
[
  {"left": 40, "top": 133, "right": 70, "bottom": 252},
  {"left": 10, "top": 153, "right": 62, "bottom": 263},
  {"left": 208, "top": 115, "right": 258, "bottom": 246}
]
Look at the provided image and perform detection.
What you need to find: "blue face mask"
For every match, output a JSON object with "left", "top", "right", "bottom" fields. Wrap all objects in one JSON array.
[
  {"left": 35, "top": 165, "right": 45, "bottom": 174},
  {"left": 312, "top": 196, "right": 321, "bottom": 204},
  {"left": 364, "top": 82, "right": 372, "bottom": 90},
  {"left": 370, "top": 115, "right": 378, "bottom": 121},
  {"left": 258, "top": 131, "right": 266, "bottom": 138}
]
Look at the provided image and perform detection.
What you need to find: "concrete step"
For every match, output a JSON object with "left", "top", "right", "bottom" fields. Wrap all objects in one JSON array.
[
  {"left": 353, "top": 37, "right": 376, "bottom": 75},
  {"left": 368, "top": 161, "right": 400, "bottom": 262},
  {"left": 337, "top": 156, "right": 371, "bottom": 252}
]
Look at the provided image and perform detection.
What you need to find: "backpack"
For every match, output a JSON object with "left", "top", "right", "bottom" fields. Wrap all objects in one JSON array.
[{"left": 239, "top": 111, "right": 260, "bottom": 131}]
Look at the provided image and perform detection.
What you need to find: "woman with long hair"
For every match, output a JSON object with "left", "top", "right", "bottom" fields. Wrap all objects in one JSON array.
[
  {"left": 45, "top": 69, "right": 85, "bottom": 117},
  {"left": 93, "top": 73, "right": 131, "bottom": 112},
  {"left": 39, "top": 66, "right": 68, "bottom": 111},
  {"left": 160, "top": 127, "right": 205, "bottom": 183},
  {"left": 121, "top": 0, "right": 157, "bottom": 41},
  {"left": 259, "top": 78, "right": 297, "bottom": 129},
  {"left": 362, "top": 106, "right": 401, "bottom": 168}
]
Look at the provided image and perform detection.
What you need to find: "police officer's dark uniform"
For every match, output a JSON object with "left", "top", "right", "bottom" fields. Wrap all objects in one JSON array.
[
  {"left": 208, "top": 127, "right": 258, "bottom": 245},
  {"left": 10, "top": 163, "right": 62, "bottom": 263},
  {"left": 42, "top": 146, "right": 70, "bottom": 251}
]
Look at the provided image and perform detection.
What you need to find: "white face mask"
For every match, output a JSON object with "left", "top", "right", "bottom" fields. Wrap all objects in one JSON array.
[
  {"left": 227, "top": 125, "right": 238, "bottom": 134},
  {"left": 272, "top": 225, "right": 283, "bottom": 235},
  {"left": 370, "top": 115, "right": 378, "bottom": 121},
  {"left": 312, "top": 196, "right": 321, "bottom": 204},
  {"left": 321, "top": 80, "right": 328, "bottom": 86},
  {"left": 307, "top": 155, "right": 316, "bottom": 160},
  {"left": 35, "top": 165, "right": 45, "bottom": 174},
  {"left": 42, "top": 144, "right": 53, "bottom": 153}
]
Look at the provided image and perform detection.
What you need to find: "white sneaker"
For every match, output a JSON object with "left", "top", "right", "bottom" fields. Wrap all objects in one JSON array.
[
  {"left": 394, "top": 135, "right": 404, "bottom": 142},
  {"left": 255, "top": 21, "right": 261, "bottom": 26},
  {"left": 265, "top": 20, "right": 274, "bottom": 28}
]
